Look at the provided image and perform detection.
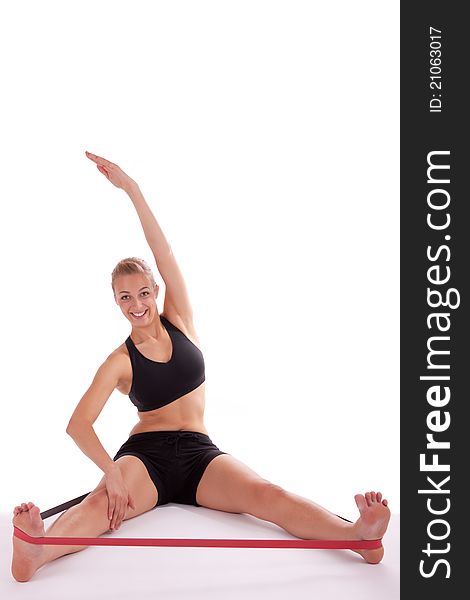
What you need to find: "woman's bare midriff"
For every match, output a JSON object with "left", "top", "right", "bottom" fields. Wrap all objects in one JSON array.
[
  {"left": 127, "top": 383, "right": 209, "bottom": 437},
  {"left": 112, "top": 319, "right": 210, "bottom": 438}
]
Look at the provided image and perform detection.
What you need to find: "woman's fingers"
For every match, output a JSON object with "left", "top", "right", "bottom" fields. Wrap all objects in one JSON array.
[
  {"left": 86, "top": 151, "right": 115, "bottom": 168},
  {"left": 86, "top": 150, "right": 135, "bottom": 191},
  {"left": 110, "top": 510, "right": 118, "bottom": 530},
  {"left": 116, "top": 497, "right": 131, "bottom": 529},
  {"left": 118, "top": 509, "right": 125, "bottom": 529},
  {"left": 85, "top": 151, "right": 100, "bottom": 163},
  {"left": 110, "top": 501, "right": 126, "bottom": 530},
  {"left": 111, "top": 502, "right": 120, "bottom": 529},
  {"left": 113, "top": 511, "right": 124, "bottom": 530},
  {"left": 97, "top": 165, "right": 110, "bottom": 178},
  {"left": 108, "top": 500, "right": 116, "bottom": 527}
]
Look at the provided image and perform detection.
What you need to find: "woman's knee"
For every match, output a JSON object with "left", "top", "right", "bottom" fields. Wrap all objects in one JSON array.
[
  {"left": 86, "top": 458, "right": 158, "bottom": 519},
  {"left": 80, "top": 488, "right": 109, "bottom": 515},
  {"left": 61, "top": 488, "right": 112, "bottom": 532},
  {"left": 77, "top": 488, "right": 134, "bottom": 533},
  {"left": 247, "top": 481, "right": 286, "bottom": 519}
]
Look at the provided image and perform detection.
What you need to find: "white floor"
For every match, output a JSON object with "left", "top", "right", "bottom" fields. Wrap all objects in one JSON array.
[{"left": 1, "top": 505, "right": 399, "bottom": 599}]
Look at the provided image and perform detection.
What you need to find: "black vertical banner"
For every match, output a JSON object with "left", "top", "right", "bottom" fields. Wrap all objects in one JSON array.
[{"left": 401, "top": 2, "right": 467, "bottom": 598}]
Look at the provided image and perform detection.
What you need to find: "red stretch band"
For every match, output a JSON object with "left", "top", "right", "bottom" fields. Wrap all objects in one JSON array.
[{"left": 13, "top": 526, "right": 381, "bottom": 550}]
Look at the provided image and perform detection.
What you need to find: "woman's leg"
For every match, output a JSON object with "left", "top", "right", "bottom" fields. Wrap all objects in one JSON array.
[
  {"left": 195, "top": 454, "right": 391, "bottom": 563},
  {"left": 11, "top": 455, "right": 158, "bottom": 582}
]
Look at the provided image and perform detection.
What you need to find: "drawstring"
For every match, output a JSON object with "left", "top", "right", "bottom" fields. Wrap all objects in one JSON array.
[{"left": 165, "top": 432, "right": 198, "bottom": 457}]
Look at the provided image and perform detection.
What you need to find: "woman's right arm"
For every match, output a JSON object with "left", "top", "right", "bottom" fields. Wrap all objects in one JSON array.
[
  {"left": 66, "top": 354, "right": 135, "bottom": 530},
  {"left": 66, "top": 422, "right": 117, "bottom": 475},
  {"left": 66, "top": 354, "right": 125, "bottom": 475}
]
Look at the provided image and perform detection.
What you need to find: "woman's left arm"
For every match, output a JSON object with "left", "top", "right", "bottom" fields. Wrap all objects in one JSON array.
[
  {"left": 127, "top": 182, "right": 194, "bottom": 323},
  {"left": 85, "top": 151, "right": 193, "bottom": 323}
]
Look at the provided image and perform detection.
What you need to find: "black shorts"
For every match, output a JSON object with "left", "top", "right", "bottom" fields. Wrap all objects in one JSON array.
[{"left": 112, "top": 430, "right": 228, "bottom": 508}]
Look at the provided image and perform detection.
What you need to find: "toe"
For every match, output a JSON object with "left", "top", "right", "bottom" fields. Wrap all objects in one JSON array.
[
  {"left": 365, "top": 492, "right": 372, "bottom": 506},
  {"left": 354, "top": 494, "right": 367, "bottom": 513},
  {"left": 377, "top": 492, "right": 382, "bottom": 502},
  {"left": 371, "top": 491, "right": 377, "bottom": 503},
  {"left": 382, "top": 498, "right": 388, "bottom": 506}
]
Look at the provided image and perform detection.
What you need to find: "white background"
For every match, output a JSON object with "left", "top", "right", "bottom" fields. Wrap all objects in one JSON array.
[{"left": 0, "top": 0, "right": 399, "bottom": 520}]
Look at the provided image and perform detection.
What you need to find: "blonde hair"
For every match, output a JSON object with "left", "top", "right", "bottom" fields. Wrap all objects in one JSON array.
[{"left": 111, "top": 257, "right": 157, "bottom": 295}]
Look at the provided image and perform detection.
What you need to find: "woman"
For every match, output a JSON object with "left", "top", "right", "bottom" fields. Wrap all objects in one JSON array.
[{"left": 11, "top": 151, "right": 391, "bottom": 582}]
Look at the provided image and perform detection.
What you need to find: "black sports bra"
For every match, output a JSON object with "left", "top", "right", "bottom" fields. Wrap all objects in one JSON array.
[{"left": 124, "top": 315, "right": 205, "bottom": 412}]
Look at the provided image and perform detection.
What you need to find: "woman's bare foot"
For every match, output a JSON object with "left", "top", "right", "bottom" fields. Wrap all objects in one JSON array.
[
  {"left": 11, "top": 502, "right": 46, "bottom": 582},
  {"left": 353, "top": 491, "right": 391, "bottom": 564}
]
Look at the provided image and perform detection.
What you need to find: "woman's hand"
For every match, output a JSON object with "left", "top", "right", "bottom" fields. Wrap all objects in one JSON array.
[
  {"left": 85, "top": 151, "right": 137, "bottom": 193},
  {"left": 104, "top": 464, "right": 136, "bottom": 531}
]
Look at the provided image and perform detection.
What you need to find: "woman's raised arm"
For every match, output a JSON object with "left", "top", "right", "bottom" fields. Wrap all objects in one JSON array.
[{"left": 85, "top": 151, "right": 194, "bottom": 323}]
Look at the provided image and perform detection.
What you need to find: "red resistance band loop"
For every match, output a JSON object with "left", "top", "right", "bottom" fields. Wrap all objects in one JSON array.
[{"left": 14, "top": 526, "right": 382, "bottom": 550}]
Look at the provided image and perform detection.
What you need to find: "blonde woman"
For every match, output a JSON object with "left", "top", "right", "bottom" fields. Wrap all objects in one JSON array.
[{"left": 11, "top": 151, "right": 390, "bottom": 582}]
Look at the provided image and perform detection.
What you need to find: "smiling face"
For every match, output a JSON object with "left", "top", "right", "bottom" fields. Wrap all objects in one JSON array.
[{"left": 113, "top": 272, "right": 159, "bottom": 326}]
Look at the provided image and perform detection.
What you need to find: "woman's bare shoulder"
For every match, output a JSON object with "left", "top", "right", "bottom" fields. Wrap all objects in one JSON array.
[
  {"left": 161, "top": 311, "right": 200, "bottom": 347},
  {"left": 107, "top": 341, "right": 130, "bottom": 360},
  {"left": 105, "top": 343, "right": 132, "bottom": 394}
]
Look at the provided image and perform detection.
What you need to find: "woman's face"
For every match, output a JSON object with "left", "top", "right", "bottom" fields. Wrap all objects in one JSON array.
[{"left": 114, "top": 273, "right": 158, "bottom": 326}]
